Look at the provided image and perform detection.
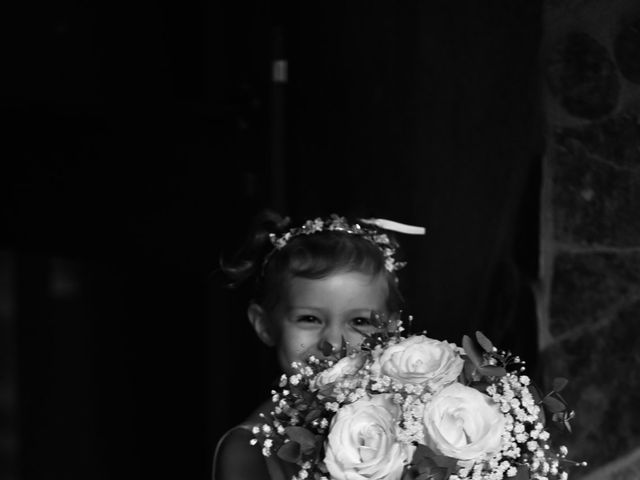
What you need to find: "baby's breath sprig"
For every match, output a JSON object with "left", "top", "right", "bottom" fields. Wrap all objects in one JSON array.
[
  {"left": 357, "top": 311, "right": 406, "bottom": 352},
  {"left": 451, "top": 332, "right": 585, "bottom": 480},
  {"left": 251, "top": 358, "right": 339, "bottom": 476}
]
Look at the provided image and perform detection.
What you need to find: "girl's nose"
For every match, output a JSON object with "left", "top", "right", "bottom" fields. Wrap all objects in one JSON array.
[{"left": 317, "top": 325, "right": 344, "bottom": 356}]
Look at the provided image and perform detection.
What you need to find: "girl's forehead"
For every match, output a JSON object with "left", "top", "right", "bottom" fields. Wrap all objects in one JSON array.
[{"left": 284, "top": 271, "right": 389, "bottom": 307}]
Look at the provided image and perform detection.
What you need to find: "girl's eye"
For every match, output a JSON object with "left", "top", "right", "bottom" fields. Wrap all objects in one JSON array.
[
  {"left": 351, "top": 317, "right": 373, "bottom": 327},
  {"left": 296, "top": 315, "right": 321, "bottom": 324}
]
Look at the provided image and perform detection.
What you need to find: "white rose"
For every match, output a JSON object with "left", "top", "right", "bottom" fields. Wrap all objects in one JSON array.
[
  {"left": 324, "top": 394, "right": 415, "bottom": 480},
  {"left": 422, "top": 383, "right": 506, "bottom": 464},
  {"left": 371, "top": 335, "right": 464, "bottom": 390},
  {"left": 311, "top": 354, "right": 365, "bottom": 394}
]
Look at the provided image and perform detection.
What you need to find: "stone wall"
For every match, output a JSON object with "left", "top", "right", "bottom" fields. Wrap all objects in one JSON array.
[{"left": 540, "top": 0, "right": 640, "bottom": 479}]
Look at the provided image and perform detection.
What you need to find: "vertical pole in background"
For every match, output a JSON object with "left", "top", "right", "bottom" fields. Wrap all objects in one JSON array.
[
  {"left": 270, "top": 25, "right": 287, "bottom": 213},
  {"left": 0, "top": 252, "right": 17, "bottom": 480},
  {"left": 14, "top": 253, "right": 50, "bottom": 479}
]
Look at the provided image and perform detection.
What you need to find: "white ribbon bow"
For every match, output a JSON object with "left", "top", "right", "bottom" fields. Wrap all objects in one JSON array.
[{"left": 359, "top": 218, "right": 426, "bottom": 235}]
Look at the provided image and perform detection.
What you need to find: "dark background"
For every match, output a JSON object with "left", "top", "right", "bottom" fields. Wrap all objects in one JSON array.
[{"left": 1, "top": 1, "right": 543, "bottom": 479}]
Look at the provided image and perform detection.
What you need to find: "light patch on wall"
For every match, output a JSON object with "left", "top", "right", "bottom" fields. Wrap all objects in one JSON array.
[
  {"left": 581, "top": 188, "right": 595, "bottom": 201},
  {"left": 49, "top": 257, "right": 81, "bottom": 299}
]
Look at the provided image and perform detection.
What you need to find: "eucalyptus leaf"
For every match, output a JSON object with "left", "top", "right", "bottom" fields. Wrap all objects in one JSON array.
[
  {"left": 564, "top": 421, "right": 573, "bottom": 433},
  {"left": 462, "top": 358, "right": 478, "bottom": 383},
  {"left": 284, "top": 426, "right": 316, "bottom": 452},
  {"left": 405, "top": 450, "right": 447, "bottom": 480},
  {"left": 478, "top": 365, "right": 507, "bottom": 377},
  {"left": 412, "top": 444, "right": 456, "bottom": 472},
  {"left": 543, "top": 395, "right": 566, "bottom": 413},
  {"left": 427, "top": 467, "right": 449, "bottom": 480},
  {"left": 555, "top": 391, "right": 568, "bottom": 406},
  {"left": 561, "top": 410, "right": 575, "bottom": 432},
  {"left": 277, "top": 441, "right": 301, "bottom": 463},
  {"left": 462, "top": 335, "right": 483, "bottom": 367},
  {"left": 515, "top": 465, "right": 530, "bottom": 480},
  {"left": 530, "top": 384, "right": 547, "bottom": 425},
  {"left": 475, "top": 331, "right": 494, "bottom": 353},
  {"left": 412, "top": 466, "right": 450, "bottom": 480},
  {"left": 552, "top": 377, "right": 568, "bottom": 393},
  {"left": 469, "top": 380, "right": 492, "bottom": 394},
  {"left": 411, "top": 446, "right": 438, "bottom": 473},
  {"left": 400, "top": 468, "right": 414, "bottom": 480},
  {"left": 553, "top": 411, "right": 574, "bottom": 432},
  {"left": 304, "top": 409, "right": 322, "bottom": 423},
  {"left": 530, "top": 383, "right": 542, "bottom": 402}
]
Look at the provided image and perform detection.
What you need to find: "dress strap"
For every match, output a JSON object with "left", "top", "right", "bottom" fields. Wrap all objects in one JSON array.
[{"left": 211, "top": 425, "right": 252, "bottom": 480}]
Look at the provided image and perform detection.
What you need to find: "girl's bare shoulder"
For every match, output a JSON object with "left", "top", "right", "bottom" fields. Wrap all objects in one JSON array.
[
  {"left": 213, "top": 401, "right": 274, "bottom": 480},
  {"left": 214, "top": 426, "right": 270, "bottom": 480}
]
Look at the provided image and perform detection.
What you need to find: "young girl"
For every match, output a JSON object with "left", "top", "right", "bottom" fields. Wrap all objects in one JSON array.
[{"left": 212, "top": 211, "right": 423, "bottom": 480}]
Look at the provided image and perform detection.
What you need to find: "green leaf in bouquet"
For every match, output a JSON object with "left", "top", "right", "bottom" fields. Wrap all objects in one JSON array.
[
  {"left": 304, "top": 408, "right": 322, "bottom": 423},
  {"left": 475, "top": 331, "right": 495, "bottom": 353},
  {"left": 514, "top": 465, "right": 530, "bottom": 480},
  {"left": 563, "top": 410, "right": 575, "bottom": 432},
  {"left": 284, "top": 426, "right": 317, "bottom": 454},
  {"left": 319, "top": 394, "right": 337, "bottom": 405},
  {"left": 277, "top": 441, "right": 301, "bottom": 463},
  {"left": 318, "top": 384, "right": 337, "bottom": 398},
  {"left": 552, "top": 377, "right": 568, "bottom": 393},
  {"left": 461, "top": 357, "right": 479, "bottom": 383},
  {"left": 529, "top": 384, "right": 547, "bottom": 425},
  {"left": 410, "top": 446, "right": 437, "bottom": 472},
  {"left": 402, "top": 467, "right": 446, "bottom": 480},
  {"left": 413, "top": 467, "right": 448, "bottom": 480},
  {"left": 359, "top": 330, "right": 389, "bottom": 351},
  {"left": 301, "top": 388, "right": 317, "bottom": 402},
  {"left": 403, "top": 447, "right": 444, "bottom": 480},
  {"left": 469, "top": 380, "right": 492, "bottom": 394},
  {"left": 477, "top": 365, "right": 507, "bottom": 377},
  {"left": 552, "top": 410, "right": 575, "bottom": 432},
  {"left": 543, "top": 395, "right": 566, "bottom": 413},
  {"left": 462, "top": 335, "right": 483, "bottom": 368},
  {"left": 360, "top": 336, "right": 375, "bottom": 351},
  {"left": 411, "top": 444, "right": 457, "bottom": 475}
]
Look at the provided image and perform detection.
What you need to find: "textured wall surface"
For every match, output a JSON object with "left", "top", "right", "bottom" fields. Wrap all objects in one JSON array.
[{"left": 540, "top": 0, "right": 640, "bottom": 479}]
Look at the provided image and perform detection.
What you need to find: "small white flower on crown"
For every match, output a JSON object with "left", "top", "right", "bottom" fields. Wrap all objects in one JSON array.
[{"left": 266, "top": 214, "right": 425, "bottom": 273}]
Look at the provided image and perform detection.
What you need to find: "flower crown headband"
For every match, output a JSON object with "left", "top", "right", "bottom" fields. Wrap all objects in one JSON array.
[{"left": 266, "top": 214, "right": 426, "bottom": 273}]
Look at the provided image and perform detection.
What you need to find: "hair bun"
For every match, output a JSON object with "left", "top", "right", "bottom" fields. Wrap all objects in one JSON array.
[{"left": 219, "top": 209, "right": 290, "bottom": 288}]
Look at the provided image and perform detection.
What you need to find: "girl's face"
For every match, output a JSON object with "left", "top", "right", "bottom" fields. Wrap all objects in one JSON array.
[{"left": 270, "top": 270, "right": 390, "bottom": 373}]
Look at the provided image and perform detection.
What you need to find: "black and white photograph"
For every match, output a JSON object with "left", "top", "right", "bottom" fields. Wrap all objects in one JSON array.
[{"left": 2, "top": 1, "right": 639, "bottom": 479}]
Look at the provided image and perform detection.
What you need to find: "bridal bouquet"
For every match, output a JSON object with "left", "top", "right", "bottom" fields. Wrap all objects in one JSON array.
[{"left": 251, "top": 317, "right": 583, "bottom": 480}]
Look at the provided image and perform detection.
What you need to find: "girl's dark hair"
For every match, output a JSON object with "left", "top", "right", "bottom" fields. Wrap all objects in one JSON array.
[{"left": 221, "top": 210, "right": 404, "bottom": 314}]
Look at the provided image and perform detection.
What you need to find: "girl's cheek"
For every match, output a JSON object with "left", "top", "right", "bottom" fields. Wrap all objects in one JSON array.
[
  {"left": 281, "top": 328, "right": 317, "bottom": 356},
  {"left": 345, "top": 331, "right": 365, "bottom": 349}
]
